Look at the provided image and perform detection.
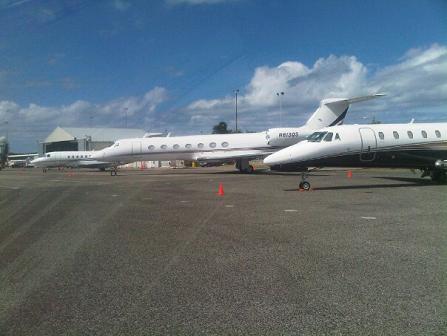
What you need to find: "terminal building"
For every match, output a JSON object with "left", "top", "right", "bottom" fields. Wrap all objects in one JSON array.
[{"left": 40, "top": 126, "right": 147, "bottom": 154}]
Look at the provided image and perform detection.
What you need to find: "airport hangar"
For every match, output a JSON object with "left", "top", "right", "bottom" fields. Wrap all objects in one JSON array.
[{"left": 39, "top": 126, "right": 147, "bottom": 154}]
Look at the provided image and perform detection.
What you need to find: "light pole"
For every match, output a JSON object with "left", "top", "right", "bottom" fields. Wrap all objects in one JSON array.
[
  {"left": 276, "top": 91, "right": 284, "bottom": 127},
  {"left": 233, "top": 89, "right": 239, "bottom": 132},
  {"left": 124, "top": 107, "right": 128, "bottom": 128}
]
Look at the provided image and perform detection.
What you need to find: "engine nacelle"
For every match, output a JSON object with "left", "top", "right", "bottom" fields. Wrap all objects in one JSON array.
[{"left": 266, "top": 128, "right": 305, "bottom": 147}]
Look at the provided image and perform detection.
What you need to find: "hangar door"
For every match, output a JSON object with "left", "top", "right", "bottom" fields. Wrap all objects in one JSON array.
[
  {"left": 359, "top": 128, "right": 377, "bottom": 161},
  {"left": 45, "top": 140, "right": 78, "bottom": 152}
]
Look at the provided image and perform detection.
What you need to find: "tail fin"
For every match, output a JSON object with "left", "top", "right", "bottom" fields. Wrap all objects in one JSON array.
[{"left": 304, "top": 93, "right": 385, "bottom": 129}]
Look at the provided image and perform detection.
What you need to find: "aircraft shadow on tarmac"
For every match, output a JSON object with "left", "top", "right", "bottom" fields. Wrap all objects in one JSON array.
[{"left": 283, "top": 176, "right": 436, "bottom": 191}]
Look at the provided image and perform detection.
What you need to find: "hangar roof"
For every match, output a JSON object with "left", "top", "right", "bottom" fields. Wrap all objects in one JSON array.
[{"left": 44, "top": 126, "right": 146, "bottom": 143}]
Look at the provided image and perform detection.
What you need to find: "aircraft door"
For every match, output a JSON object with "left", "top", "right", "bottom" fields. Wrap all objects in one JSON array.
[
  {"left": 132, "top": 141, "right": 142, "bottom": 155},
  {"left": 359, "top": 128, "right": 377, "bottom": 161}
]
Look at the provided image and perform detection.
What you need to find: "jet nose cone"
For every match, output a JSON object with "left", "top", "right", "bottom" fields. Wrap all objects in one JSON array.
[{"left": 264, "top": 151, "right": 290, "bottom": 166}]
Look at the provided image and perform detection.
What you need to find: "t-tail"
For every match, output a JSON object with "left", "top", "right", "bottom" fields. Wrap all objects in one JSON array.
[{"left": 304, "top": 93, "right": 385, "bottom": 129}]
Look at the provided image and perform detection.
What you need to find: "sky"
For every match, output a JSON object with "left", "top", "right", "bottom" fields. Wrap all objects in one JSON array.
[{"left": 0, "top": 0, "right": 446, "bottom": 152}]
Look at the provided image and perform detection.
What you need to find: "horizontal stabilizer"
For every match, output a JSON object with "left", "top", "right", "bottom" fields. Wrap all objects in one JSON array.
[{"left": 345, "top": 93, "right": 386, "bottom": 104}]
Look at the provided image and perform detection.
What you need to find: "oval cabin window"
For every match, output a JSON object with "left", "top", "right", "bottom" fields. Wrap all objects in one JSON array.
[
  {"left": 209, "top": 142, "right": 217, "bottom": 148},
  {"left": 421, "top": 130, "right": 427, "bottom": 138},
  {"left": 435, "top": 130, "right": 441, "bottom": 138},
  {"left": 185, "top": 144, "right": 192, "bottom": 149},
  {"left": 393, "top": 131, "right": 399, "bottom": 139},
  {"left": 148, "top": 145, "right": 155, "bottom": 150},
  {"left": 378, "top": 132, "right": 384, "bottom": 140},
  {"left": 197, "top": 143, "right": 204, "bottom": 149},
  {"left": 407, "top": 131, "right": 413, "bottom": 139},
  {"left": 222, "top": 142, "right": 229, "bottom": 147},
  {"left": 173, "top": 144, "right": 180, "bottom": 149},
  {"left": 161, "top": 144, "right": 167, "bottom": 149}
]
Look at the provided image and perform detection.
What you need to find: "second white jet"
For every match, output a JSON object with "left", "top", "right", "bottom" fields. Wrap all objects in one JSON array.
[{"left": 92, "top": 94, "right": 384, "bottom": 174}]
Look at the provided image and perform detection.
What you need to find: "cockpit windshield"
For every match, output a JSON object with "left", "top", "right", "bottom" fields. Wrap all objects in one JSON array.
[{"left": 307, "top": 131, "right": 328, "bottom": 142}]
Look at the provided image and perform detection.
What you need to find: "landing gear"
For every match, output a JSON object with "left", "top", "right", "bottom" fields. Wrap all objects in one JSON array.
[
  {"left": 430, "top": 170, "right": 447, "bottom": 184},
  {"left": 298, "top": 172, "right": 311, "bottom": 191},
  {"left": 110, "top": 166, "right": 118, "bottom": 176},
  {"left": 236, "top": 159, "right": 254, "bottom": 173},
  {"left": 421, "top": 169, "right": 447, "bottom": 184}
]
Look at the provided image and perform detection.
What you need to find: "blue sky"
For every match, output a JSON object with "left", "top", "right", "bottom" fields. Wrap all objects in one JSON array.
[{"left": 0, "top": 0, "right": 446, "bottom": 151}]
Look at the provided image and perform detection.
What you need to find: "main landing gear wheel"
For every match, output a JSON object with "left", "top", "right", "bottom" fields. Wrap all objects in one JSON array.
[
  {"left": 298, "top": 171, "right": 311, "bottom": 191},
  {"left": 110, "top": 167, "right": 118, "bottom": 176},
  {"left": 299, "top": 181, "right": 311, "bottom": 191}
]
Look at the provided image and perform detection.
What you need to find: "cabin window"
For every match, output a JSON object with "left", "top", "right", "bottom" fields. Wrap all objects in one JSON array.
[
  {"left": 67, "top": 156, "right": 70, "bottom": 158},
  {"left": 222, "top": 141, "right": 229, "bottom": 147},
  {"left": 46, "top": 154, "right": 50, "bottom": 157},
  {"left": 378, "top": 132, "right": 384, "bottom": 140},
  {"left": 334, "top": 133, "right": 341, "bottom": 141},
  {"left": 393, "top": 131, "right": 399, "bottom": 139},
  {"left": 173, "top": 144, "right": 180, "bottom": 149},
  {"left": 307, "top": 131, "right": 327, "bottom": 142},
  {"left": 76, "top": 155, "right": 79, "bottom": 158},
  {"left": 161, "top": 144, "right": 167, "bottom": 149},
  {"left": 407, "top": 131, "right": 413, "bottom": 139},
  {"left": 323, "top": 132, "right": 333, "bottom": 142},
  {"left": 421, "top": 130, "right": 427, "bottom": 138},
  {"left": 148, "top": 145, "right": 155, "bottom": 150},
  {"left": 209, "top": 142, "right": 217, "bottom": 148},
  {"left": 435, "top": 130, "right": 441, "bottom": 138},
  {"left": 185, "top": 144, "right": 192, "bottom": 149},
  {"left": 197, "top": 143, "right": 204, "bottom": 149}
]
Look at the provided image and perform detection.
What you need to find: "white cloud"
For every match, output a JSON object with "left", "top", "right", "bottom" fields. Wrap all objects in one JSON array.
[
  {"left": 0, "top": 87, "right": 168, "bottom": 150},
  {"left": 2, "top": 44, "right": 447, "bottom": 151},
  {"left": 185, "top": 44, "right": 447, "bottom": 128}
]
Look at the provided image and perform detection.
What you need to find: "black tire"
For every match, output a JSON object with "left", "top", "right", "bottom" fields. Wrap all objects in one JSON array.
[
  {"left": 302, "top": 181, "right": 311, "bottom": 190},
  {"left": 431, "top": 170, "right": 447, "bottom": 184}
]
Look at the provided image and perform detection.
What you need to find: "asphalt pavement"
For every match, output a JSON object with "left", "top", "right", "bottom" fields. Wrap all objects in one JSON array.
[{"left": 0, "top": 167, "right": 446, "bottom": 335}]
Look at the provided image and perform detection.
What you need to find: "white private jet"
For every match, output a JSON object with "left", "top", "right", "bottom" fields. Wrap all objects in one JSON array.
[
  {"left": 264, "top": 122, "right": 447, "bottom": 189},
  {"left": 30, "top": 151, "right": 114, "bottom": 172},
  {"left": 92, "top": 94, "right": 384, "bottom": 175}
]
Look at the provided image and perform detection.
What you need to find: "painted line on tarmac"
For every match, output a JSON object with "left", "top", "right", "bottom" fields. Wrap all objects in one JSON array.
[
  {"left": 361, "top": 216, "right": 377, "bottom": 220},
  {"left": 0, "top": 185, "right": 20, "bottom": 190},
  {"left": 284, "top": 209, "right": 298, "bottom": 212},
  {"left": 225, "top": 204, "right": 234, "bottom": 208}
]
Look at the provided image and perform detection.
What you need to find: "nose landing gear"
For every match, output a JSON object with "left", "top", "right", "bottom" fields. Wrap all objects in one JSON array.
[{"left": 298, "top": 172, "right": 311, "bottom": 191}]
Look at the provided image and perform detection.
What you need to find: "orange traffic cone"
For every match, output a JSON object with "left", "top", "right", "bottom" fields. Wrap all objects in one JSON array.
[
  {"left": 217, "top": 183, "right": 224, "bottom": 196},
  {"left": 347, "top": 170, "right": 353, "bottom": 178}
]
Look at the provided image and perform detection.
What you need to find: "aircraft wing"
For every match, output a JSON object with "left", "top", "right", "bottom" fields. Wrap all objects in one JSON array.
[{"left": 193, "top": 149, "right": 274, "bottom": 162}]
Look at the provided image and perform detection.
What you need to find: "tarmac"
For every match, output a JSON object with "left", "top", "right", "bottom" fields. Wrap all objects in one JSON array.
[{"left": 0, "top": 166, "right": 446, "bottom": 335}]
